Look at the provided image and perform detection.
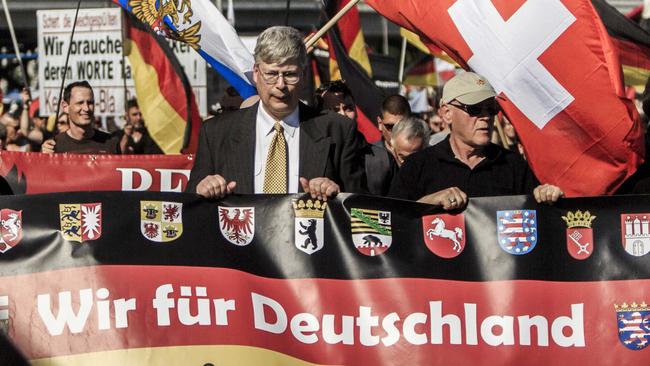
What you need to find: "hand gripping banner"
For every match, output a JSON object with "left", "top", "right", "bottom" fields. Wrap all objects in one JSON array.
[
  {"left": 0, "top": 191, "right": 649, "bottom": 364},
  {"left": 363, "top": 0, "right": 645, "bottom": 196}
]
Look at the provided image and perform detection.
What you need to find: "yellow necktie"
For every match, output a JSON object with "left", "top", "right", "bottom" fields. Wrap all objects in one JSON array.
[{"left": 263, "top": 122, "right": 288, "bottom": 193}]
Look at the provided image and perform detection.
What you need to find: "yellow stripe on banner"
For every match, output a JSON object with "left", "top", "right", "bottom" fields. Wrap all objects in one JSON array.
[
  {"left": 31, "top": 345, "right": 339, "bottom": 366},
  {"left": 404, "top": 73, "right": 438, "bottom": 87},
  {"left": 400, "top": 28, "right": 430, "bottom": 55},
  {"left": 351, "top": 226, "right": 373, "bottom": 231},
  {"left": 329, "top": 59, "right": 342, "bottom": 82},
  {"left": 399, "top": 28, "right": 459, "bottom": 66},
  {"left": 352, "top": 228, "right": 375, "bottom": 233},
  {"left": 623, "top": 65, "right": 650, "bottom": 93},
  {"left": 127, "top": 39, "right": 186, "bottom": 154},
  {"left": 349, "top": 31, "right": 372, "bottom": 77}
]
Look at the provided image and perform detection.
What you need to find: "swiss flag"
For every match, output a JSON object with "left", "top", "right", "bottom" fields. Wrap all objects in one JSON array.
[{"left": 365, "top": 0, "right": 644, "bottom": 196}]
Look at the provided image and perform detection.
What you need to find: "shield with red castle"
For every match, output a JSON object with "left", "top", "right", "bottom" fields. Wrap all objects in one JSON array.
[
  {"left": 0, "top": 209, "right": 22, "bottom": 254},
  {"left": 422, "top": 213, "right": 465, "bottom": 258}
]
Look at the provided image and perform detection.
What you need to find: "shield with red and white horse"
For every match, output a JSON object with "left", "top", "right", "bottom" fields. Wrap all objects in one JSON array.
[{"left": 422, "top": 213, "right": 465, "bottom": 259}]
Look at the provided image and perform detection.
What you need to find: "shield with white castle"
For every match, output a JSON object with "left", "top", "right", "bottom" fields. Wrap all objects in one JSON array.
[
  {"left": 140, "top": 201, "right": 183, "bottom": 242},
  {"left": 218, "top": 206, "right": 254, "bottom": 246},
  {"left": 0, "top": 209, "right": 22, "bottom": 254},
  {"left": 422, "top": 214, "right": 465, "bottom": 258},
  {"left": 620, "top": 214, "right": 650, "bottom": 257},
  {"left": 562, "top": 210, "right": 595, "bottom": 260},
  {"left": 59, "top": 203, "right": 102, "bottom": 243}
]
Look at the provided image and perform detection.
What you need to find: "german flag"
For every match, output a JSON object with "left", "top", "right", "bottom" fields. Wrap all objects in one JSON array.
[
  {"left": 592, "top": 0, "right": 650, "bottom": 92},
  {"left": 403, "top": 55, "right": 457, "bottom": 87},
  {"left": 323, "top": 0, "right": 383, "bottom": 143},
  {"left": 325, "top": 0, "right": 372, "bottom": 79},
  {"left": 122, "top": 11, "right": 202, "bottom": 154},
  {"left": 400, "top": 28, "right": 459, "bottom": 66},
  {"left": 403, "top": 56, "right": 436, "bottom": 87}
]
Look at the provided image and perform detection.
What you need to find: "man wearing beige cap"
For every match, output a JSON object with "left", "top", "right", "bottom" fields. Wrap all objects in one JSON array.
[{"left": 389, "top": 72, "right": 563, "bottom": 209}]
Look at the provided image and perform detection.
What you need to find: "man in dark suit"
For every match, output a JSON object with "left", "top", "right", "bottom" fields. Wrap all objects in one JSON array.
[{"left": 187, "top": 26, "right": 366, "bottom": 199}]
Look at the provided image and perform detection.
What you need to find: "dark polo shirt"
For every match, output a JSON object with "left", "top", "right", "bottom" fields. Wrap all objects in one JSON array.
[
  {"left": 389, "top": 136, "right": 538, "bottom": 200},
  {"left": 54, "top": 129, "right": 121, "bottom": 154}
]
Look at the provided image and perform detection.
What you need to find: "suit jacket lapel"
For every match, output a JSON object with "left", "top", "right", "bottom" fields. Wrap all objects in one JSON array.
[
  {"left": 230, "top": 103, "right": 257, "bottom": 193},
  {"left": 299, "top": 104, "right": 331, "bottom": 186}
]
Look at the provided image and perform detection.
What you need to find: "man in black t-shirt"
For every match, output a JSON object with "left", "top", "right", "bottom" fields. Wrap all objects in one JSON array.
[
  {"left": 116, "top": 98, "right": 163, "bottom": 155},
  {"left": 43, "top": 81, "right": 120, "bottom": 154},
  {"left": 389, "top": 72, "right": 564, "bottom": 210}
]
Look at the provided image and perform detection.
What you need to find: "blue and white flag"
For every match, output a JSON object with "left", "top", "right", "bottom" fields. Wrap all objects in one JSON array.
[{"left": 114, "top": 0, "right": 256, "bottom": 98}]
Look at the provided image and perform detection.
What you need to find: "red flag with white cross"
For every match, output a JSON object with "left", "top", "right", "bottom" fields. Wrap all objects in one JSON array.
[{"left": 365, "top": 0, "right": 644, "bottom": 196}]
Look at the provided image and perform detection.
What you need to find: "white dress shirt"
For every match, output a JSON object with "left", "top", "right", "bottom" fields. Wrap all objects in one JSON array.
[{"left": 254, "top": 105, "right": 300, "bottom": 193}]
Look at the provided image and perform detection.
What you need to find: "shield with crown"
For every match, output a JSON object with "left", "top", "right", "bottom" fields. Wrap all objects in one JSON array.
[
  {"left": 140, "top": 201, "right": 183, "bottom": 243},
  {"left": 562, "top": 210, "right": 596, "bottom": 260},
  {"left": 616, "top": 301, "right": 650, "bottom": 350},
  {"left": 293, "top": 199, "right": 326, "bottom": 255}
]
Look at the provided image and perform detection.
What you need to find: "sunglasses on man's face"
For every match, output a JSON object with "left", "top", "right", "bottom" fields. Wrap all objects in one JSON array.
[{"left": 449, "top": 100, "right": 500, "bottom": 117}]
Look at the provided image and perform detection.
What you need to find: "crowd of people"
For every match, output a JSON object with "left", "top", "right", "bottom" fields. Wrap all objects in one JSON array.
[
  {"left": 186, "top": 26, "right": 564, "bottom": 208},
  {"left": 1, "top": 25, "right": 649, "bottom": 207}
]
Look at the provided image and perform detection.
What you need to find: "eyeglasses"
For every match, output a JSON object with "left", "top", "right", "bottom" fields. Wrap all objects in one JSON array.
[
  {"left": 449, "top": 100, "right": 500, "bottom": 117},
  {"left": 257, "top": 65, "right": 301, "bottom": 85}
]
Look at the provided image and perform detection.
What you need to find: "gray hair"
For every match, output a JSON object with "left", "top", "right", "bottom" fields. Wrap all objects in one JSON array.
[
  {"left": 391, "top": 116, "right": 431, "bottom": 147},
  {"left": 254, "top": 26, "right": 307, "bottom": 68}
]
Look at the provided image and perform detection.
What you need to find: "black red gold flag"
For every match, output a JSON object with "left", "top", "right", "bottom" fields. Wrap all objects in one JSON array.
[
  {"left": 592, "top": 0, "right": 650, "bottom": 92},
  {"left": 323, "top": 0, "right": 383, "bottom": 143},
  {"left": 122, "top": 11, "right": 202, "bottom": 154}
]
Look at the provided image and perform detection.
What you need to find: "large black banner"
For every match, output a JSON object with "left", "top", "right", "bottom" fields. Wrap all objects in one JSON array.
[{"left": 0, "top": 192, "right": 648, "bottom": 365}]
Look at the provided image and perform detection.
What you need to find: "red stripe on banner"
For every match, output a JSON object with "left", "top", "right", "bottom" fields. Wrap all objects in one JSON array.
[
  {"left": 612, "top": 37, "right": 650, "bottom": 71},
  {"left": 336, "top": 0, "right": 362, "bottom": 52},
  {"left": 0, "top": 152, "right": 193, "bottom": 194},
  {"left": 356, "top": 108, "right": 382, "bottom": 144},
  {"left": 2, "top": 265, "right": 649, "bottom": 364},
  {"left": 626, "top": 5, "right": 643, "bottom": 20},
  {"left": 408, "top": 59, "right": 435, "bottom": 76}
]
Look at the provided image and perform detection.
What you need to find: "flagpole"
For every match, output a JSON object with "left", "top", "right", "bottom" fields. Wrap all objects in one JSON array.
[
  {"left": 381, "top": 18, "right": 389, "bottom": 56},
  {"left": 120, "top": 10, "right": 129, "bottom": 120},
  {"left": 1, "top": 0, "right": 29, "bottom": 93},
  {"left": 54, "top": 0, "right": 82, "bottom": 121},
  {"left": 494, "top": 115, "right": 509, "bottom": 148},
  {"left": 284, "top": 0, "right": 291, "bottom": 26},
  {"left": 227, "top": 0, "right": 235, "bottom": 26},
  {"left": 305, "top": 0, "right": 361, "bottom": 50},
  {"left": 398, "top": 37, "right": 407, "bottom": 85}
]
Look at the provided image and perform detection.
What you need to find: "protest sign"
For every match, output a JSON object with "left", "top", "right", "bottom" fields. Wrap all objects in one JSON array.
[{"left": 37, "top": 8, "right": 206, "bottom": 118}]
